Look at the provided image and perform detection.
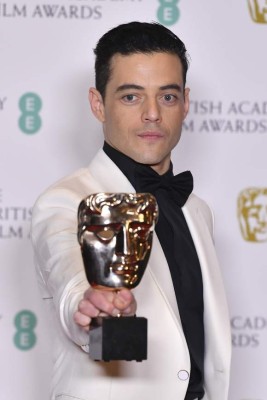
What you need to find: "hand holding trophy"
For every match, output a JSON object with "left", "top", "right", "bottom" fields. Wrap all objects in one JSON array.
[{"left": 77, "top": 192, "right": 158, "bottom": 362}]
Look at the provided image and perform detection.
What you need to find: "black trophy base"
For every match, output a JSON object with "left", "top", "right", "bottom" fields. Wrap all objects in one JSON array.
[{"left": 89, "top": 316, "right": 147, "bottom": 362}]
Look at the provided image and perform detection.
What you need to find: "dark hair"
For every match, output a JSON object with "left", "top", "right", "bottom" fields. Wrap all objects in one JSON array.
[{"left": 93, "top": 21, "right": 189, "bottom": 99}]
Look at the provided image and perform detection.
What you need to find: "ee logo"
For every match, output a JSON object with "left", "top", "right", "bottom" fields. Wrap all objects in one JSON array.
[
  {"left": 18, "top": 92, "right": 42, "bottom": 134},
  {"left": 14, "top": 310, "right": 37, "bottom": 350},
  {"left": 157, "top": 0, "right": 180, "bottom": 26}
]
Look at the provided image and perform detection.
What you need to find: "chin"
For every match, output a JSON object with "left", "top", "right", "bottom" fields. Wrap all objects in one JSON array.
[
  {"left": 127, "top": 151, "right": 159, "bottom": 164},
  {"left": 134, "top": 156, "right": 159, "bottom": 166}
]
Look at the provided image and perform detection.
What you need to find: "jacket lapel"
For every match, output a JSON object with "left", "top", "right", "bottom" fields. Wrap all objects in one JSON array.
[
  {"left": 88, "top": 149, "right": 134, "bottom": 192},
  {"left": 182, "top": 194, "right": 231, "bottom": 372}
]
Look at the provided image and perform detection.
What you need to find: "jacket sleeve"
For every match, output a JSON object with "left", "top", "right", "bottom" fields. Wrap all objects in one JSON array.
[{"left": 31, "top": 185, "right": 90, "bottom": 348}]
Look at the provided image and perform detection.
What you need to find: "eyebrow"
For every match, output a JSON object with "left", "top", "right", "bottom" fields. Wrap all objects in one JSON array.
[{"left": 115, "top": 83, "right": 183, "bottom": 93}]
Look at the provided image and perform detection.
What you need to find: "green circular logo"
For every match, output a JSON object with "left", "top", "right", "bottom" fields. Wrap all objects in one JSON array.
[
  {"left": 14, "top": 310, "right": 37, "bottom": 350},
  {"left": 18, "top": 92, "right": 42, "bottom": 134},
  {"left": 157, "top": 0, "right": 180, "bottom": 26}
]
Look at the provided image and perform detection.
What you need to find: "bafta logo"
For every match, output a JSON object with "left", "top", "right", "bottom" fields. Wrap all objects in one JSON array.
[
  {"left": 248, "top": 0, "right": 267, "bottom": 23},
  {"left": 237, "top": 187, "right": 267, "bottom": 242}
]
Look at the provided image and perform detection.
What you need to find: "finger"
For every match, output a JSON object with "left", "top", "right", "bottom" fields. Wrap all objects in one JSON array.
[
  {"left": 114, "top": 289, "right": 136, "bottom": 312},
  {"left": 114, "top": 289, "right": 131, "bottom": 308},
  {"left": 78, "top": 299, "right": 100, "bottom": 318},
  {"left": 98, "top": 311, "right": 109, "bottom": 317},
  {"left": 73, "top": 310, "right": 91, "bottom": 329},
  {"left": 119, "top": 304, "right": 136, "bottom": 316},
  {"left": 84, "top": 288, "right": 116, "bottom": 315}
]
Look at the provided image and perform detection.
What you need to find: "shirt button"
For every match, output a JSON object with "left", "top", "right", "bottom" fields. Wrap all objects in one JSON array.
[{"left": 177, "top": 370, "right": 189, "bottom": 380}]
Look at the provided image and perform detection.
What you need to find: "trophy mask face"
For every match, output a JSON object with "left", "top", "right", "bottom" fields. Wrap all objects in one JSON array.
[
  {"left": 78, "top": 193, "right": 158, "bottom": 289},
  {"left": 238, "top": 188, "right": 267, "bottom": 242}
]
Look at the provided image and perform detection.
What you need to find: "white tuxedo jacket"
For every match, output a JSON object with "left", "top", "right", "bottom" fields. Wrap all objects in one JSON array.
[{"left": 31, "top": 149, "right": 231, "bottom": 400}]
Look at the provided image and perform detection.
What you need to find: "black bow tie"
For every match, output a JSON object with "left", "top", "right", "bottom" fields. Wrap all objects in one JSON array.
[{"left": 135, "top": 167, "right": 193, "bottom": 207}]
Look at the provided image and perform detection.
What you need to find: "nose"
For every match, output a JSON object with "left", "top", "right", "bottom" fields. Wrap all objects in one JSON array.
[
  {"left": 141, "top": 98, "right": 161, "bottom": 123},
  {"left": 115, "top": 225, "right": 132, "bottom": 256}
]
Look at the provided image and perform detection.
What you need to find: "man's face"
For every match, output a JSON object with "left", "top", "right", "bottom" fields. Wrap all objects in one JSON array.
[
  {"left": 80, "top": 199, "right": 156, "bottom": 289},
  {"left": 90, "top": 52, "right": 189, "bottom": 175}
]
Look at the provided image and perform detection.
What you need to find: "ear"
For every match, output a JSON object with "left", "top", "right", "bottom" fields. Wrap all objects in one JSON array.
[
  {"left": 183, "top": 87, "right": 190, "bottom": 120},
  {"left": 89, "top": 87, "right": 105, "bottom": 122}
]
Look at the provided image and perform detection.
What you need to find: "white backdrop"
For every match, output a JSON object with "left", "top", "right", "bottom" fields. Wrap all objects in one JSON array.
[{"left": 1, "top": 1, "right": 266, "bottom": 399}]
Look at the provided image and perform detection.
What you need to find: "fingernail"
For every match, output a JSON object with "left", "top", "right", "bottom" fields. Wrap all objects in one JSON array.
[{"left": 112, "top": 308, "right": 121, "bottom": 317}]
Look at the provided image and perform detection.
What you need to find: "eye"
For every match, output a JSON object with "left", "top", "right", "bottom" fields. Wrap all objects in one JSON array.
[
  {"left": 121, "top": 94, "right": 138, "bottom": 103},
  {"left": 162, "top": 94, "right": 177, "bottom": 104},
  {"left": 129, "top": 223, "right": 151, "bottom": 240},
  {"left": 96, "top": 227, "right": 115, "bottom": 241},
  {"left": 247, "top": 206, "right": 260, "bottom": 218},
  {"left": 87, "top": 224, "right": 121, "bottom": 242}
]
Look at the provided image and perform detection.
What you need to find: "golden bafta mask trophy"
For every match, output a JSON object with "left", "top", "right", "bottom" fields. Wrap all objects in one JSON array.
[{"left": 77, "top": 192, "right": 158, "bottom": 361}]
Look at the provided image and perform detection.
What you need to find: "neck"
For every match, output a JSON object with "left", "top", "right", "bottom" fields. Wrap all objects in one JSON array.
[{"left": 149, "top": 158, "right": 171, "bottom": 176}]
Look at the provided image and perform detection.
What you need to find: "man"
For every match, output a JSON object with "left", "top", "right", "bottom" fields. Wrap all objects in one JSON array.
[{"left": 31, "top": 22, "right": 231, "bottom": 400}]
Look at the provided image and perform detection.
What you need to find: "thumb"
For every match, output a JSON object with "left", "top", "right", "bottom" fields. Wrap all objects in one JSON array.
[{"left": 114, "top": 289, "right": 133, "bottom": 309}]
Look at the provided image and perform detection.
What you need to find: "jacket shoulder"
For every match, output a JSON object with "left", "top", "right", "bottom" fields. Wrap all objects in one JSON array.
[{"left": 33, "top": 167, "right": 93, "bottom": 211}]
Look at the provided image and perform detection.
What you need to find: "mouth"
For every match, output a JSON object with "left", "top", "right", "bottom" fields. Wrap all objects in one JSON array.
[
  {"left": 137, "top": 131, "right": 164, "bottom": 140},
  {"left": 111, "top": 263, "right": 139, "bottom": 275},
  {"left": 111, "top": 265, "right": 139, "bottom": 286}
]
